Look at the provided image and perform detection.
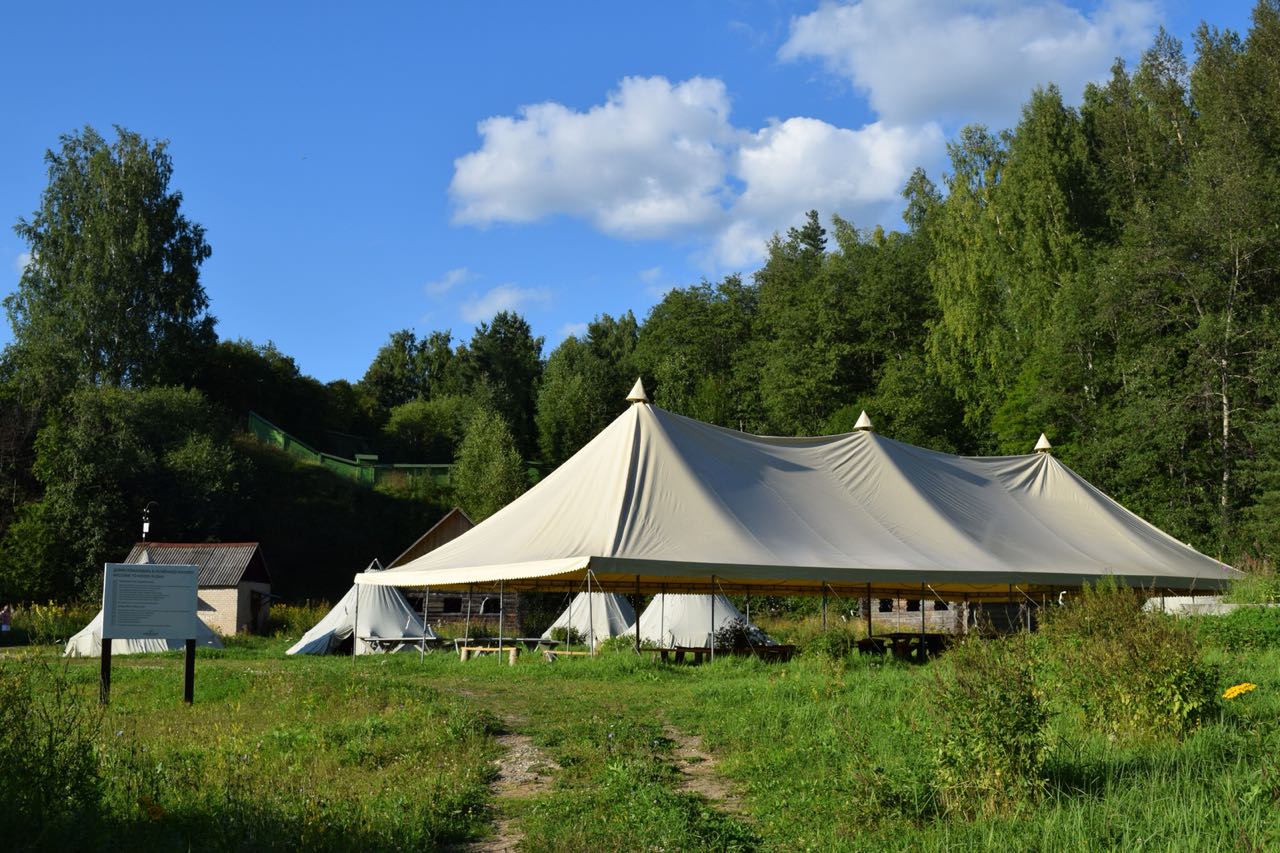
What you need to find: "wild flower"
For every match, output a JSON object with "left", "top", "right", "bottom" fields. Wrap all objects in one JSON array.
[{"left": 1222, "top": 682, "right": 1258, "bottom": 700}]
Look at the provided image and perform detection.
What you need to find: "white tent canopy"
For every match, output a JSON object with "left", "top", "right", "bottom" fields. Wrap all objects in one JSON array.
[
  {"left": 287, "top": 572, "right": 437, "bottom": 656},
  {"left": 358, "top": 396, "right": 1237, "bottom": 598},
  {"left": 541, "top": 592, "right": 635, "bottom": 644},
  {"left": 626, "top": 593, "right": 772, "bottom": 649},
  {"left": 64, "top": 610, "right": 224, "bottom": 658}
]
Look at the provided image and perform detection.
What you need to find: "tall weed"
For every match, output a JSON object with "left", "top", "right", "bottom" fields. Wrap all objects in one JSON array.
[
  {"left": 1040, "top": 579, "right": 1220, "bottom": 740},
  {"left": 929, "top": 634, "right": 1051, "bottom": 817}
]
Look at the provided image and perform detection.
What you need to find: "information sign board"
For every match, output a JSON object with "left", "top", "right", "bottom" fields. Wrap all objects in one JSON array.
[{"left": 102, "top": 563, "right": 198, "bottom": 640}]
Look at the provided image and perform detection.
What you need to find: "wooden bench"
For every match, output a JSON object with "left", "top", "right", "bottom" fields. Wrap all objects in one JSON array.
[
  {"left": 542, "top": 649, "right": 593, "bottom": 661},
  {"left": 458, "top": 645, "right": 520, "bottom": 665}
]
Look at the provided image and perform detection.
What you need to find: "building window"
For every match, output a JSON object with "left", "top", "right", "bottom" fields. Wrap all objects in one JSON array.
[
  {"left": 905, "top": 599, "right": 921, "bottom": 612},
  {"left": 878, "top": 598, "right": 892, "bottom": 612},
  {"left": 933, "top": 600, "right": 949, "bottom": 611},
  {"left": 442, "top": 597, "right": 462, "bottom": 614}
]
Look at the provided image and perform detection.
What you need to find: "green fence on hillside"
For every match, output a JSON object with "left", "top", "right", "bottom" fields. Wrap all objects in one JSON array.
[{"left": 247, "top": 411, "right": 453, "bottom": 488}]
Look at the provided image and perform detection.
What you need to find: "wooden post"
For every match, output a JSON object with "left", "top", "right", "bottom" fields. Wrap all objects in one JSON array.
[
  {"left": 498, "top": 579, "right": 505, "bottom": 665},
  {"left": 184, "top": 639, "right": 195, "bottom": 704},
  {"left": 508, "top": 647, "right": 518, "bottom": 666},
  {"left": 919, "top": 582, "right": 926, "bottom": 661},
  {"left": 99, "top": 638, "right": 112, "bottom": 705},
  {"left": 634, "top": 575, "right": 641, "bottom": 653},
  {"left": 709, "top": 575, "right": 715, "bottom": 663},
  {"left": 865, "top": 583, "right": 873, "bottom": 638}
]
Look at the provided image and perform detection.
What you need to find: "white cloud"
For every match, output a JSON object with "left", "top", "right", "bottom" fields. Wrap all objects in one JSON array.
[
  {"left": 451, "top": 76, "right": 738, "bottom": 240},
  {"left": 716, "top": 118, "right": 944, "bottom": 265},
  {"left": 451, "top": 76, "right": 940, "bottom": 268},
  {"left": 424, "top": 267, "right": 471, "bottom": 297},
  {"left": 460, "top": 284, "right": 551, "bottom": 323},
  {"left": 14, "top": 251, "right": 32, "bottom": 274},
  {"left": 558, "top": 321, "right": 589, "bottom": 339},
  {"left": 779, "top": 0, "right": 1157, "bottom": 129},
  {"left": 638, "top": 266, "right": 664, "bottom": 284}
]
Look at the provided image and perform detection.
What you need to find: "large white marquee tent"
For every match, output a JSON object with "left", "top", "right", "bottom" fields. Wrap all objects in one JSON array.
[{"left": 357, "top": 381, "right": 1237, "bottom": 601}]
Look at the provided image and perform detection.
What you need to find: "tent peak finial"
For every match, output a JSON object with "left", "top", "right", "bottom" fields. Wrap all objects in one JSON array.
[
  {"left": 626, "top": 377, "right": 649, "bottom": 404},
  {"left": 1034, "top": 433, "right": 1052, "bottom": 453},
  {"left": 853, "top": 410, "right": 873, "bottom": 432}
]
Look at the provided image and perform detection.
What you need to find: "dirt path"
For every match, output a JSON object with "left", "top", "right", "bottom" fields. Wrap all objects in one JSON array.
[
  {"left": 663, "top": 724, "right": 748, "bottom": 818},
  {"left": 454, "top": 726, "right": 557, "bottom": 853}
]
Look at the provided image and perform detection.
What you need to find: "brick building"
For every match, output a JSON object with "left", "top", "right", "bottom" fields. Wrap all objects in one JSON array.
[{"left": 125, "top": 542, "right": 273, "bottom": 635}]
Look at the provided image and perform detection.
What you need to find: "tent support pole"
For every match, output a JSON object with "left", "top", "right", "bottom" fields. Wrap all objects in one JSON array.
[
  {"left": 587, "top": 572, "right": 594, "bottom": 655},
  {"left": 745, "top": 590, "right": 750, "bottom": 624},
  {"left": 634, "top": 575, "right": 641, "bottom": 653},
  {"left": 919, "top": 582, "right": 926, "bottom": 661},
  {"left": 709, "top": 575, "right": 715, "bottom": 663},
  {"left": 464, "top": 584, "right": 473, "bottom": 647},
  {"left": 822, "top": 584, "right": 828, "bottom": 631},
  {"left": 498, "top": 579, "right": 505, "bottom": 665},
  {"left": 660, "top": 584, "right": 666, "bottom": 649},
  {"left": 962, "top": 593, "right": 969, "bottom": 635},
  {"left": 865, "top": 583, "right": 873, "bottom": 638},
  {"left": 421, "top": 587, "right": 429, "bottom": 663},
  {"left": 352, "top": 584, "right": 360, "bottom": 662}
]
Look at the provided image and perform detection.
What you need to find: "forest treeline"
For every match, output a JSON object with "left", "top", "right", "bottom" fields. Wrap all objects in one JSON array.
[{"left": 3, "top": 5, "right": 1280, "bottom": 602}]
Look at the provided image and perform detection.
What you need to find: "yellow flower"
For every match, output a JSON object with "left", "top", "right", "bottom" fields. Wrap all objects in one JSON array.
[{"left": 1222, "top": 682, "right": 1257, "bottom": 700}]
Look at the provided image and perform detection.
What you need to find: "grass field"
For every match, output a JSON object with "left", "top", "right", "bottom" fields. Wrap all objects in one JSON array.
[{"left": 3, "top": 614, "right": 1279, "bottom": 852}]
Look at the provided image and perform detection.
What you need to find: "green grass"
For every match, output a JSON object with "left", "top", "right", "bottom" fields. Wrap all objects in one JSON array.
[{"left": 3, "top": 630, "right": 1279, "bottom": 851}]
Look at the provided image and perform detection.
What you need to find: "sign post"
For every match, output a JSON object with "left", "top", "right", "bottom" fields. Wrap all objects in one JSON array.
[{"left": 100, "top": 563, "right": 199, "bottom": 705}]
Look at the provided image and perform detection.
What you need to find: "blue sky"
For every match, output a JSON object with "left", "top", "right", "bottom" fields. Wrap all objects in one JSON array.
[{"left": 0, "top": 1, "right": 1257, "bottom": 383}]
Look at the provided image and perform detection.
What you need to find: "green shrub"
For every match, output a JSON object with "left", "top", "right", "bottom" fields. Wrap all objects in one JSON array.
[
  {"left": 801, "top": 628, "right": 861, "bottom": 661},
  {"left": 712, "top": 617, "right": 771, "bottom": 652},
  {"left": 12, "top": 601, "right": 99, "bottom": 645},
  {"left": 1195, "top": 607, "right": 1280, "bottom": 651},
  {"left": 929, "top": 634, "right": 1052, "bottom": 817},
  {"left": 1224, "top": 556, "right": 1280, "bottom": 604},
  {"left": 548, "top": 626, "right": 584, "bottom": 646},
  {"left": 0, "top": 659, "right": 103, "bottom": 838},
  {"left": 1040, "top": 579, "right": 1221, "bottom": 740},
  {"left": 265, "top": 600, "right": 333, "bottom": 639}
]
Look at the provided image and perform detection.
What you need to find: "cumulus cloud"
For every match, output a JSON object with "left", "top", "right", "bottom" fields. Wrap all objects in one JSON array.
[
  {"left": 460, "top": 284, "right": 550, "bottom": 323},
  {"left": 779, "top": 0, "right": 1157, "bottom": 128},
  {"left": 451, "top": 75, "right": 939, "bottom": 267},
  {"left": 717, "top": 118, "right": 944, "bottom": 265},
  {"left": 451, "top": 76, "right": 738, "bottom": 240},
  {"left": 424, "top": 267, "right": 471, "bottom": 297}
]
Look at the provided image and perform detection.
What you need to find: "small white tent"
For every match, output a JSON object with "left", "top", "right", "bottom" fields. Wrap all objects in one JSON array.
[
  {"left": 541, "top": 592, "right": 635, "bottom": 646},
  {"left": 626, "top": 593, "right": 772, "bottom": 648},
  {"left": 287, "top": 566, "right": 437, "bottom": 655},
  {"left": 64, "top": 610, "right": 224, "bottom": 658}
]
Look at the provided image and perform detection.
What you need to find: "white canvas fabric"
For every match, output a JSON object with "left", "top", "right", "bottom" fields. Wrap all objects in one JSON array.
[
  {"left": 358, "top": 402, "right": 1237, "bottom": 595},
  {"left": 625, "top": 594, "right": 772, "bottom": 648},
  {"left": 287, "top": 582, "right": 436, "bottom": 656},
  {"left": 541, "top": 592, "right": 635, "bottom": 644},
  {"left": 63, "top": 610, "right": 224, "bottom": 658}
]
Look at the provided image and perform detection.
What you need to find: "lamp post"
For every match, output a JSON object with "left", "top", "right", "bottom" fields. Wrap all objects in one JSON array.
[{"left": 142, "top": 501, "right": 158, "bottom": 540}]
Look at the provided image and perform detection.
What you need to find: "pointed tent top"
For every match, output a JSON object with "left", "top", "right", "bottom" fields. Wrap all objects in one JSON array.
[
  {"left": 626, "top": 378, "right": 649, "bottom": 404},
  {"left": 853, "top": 410, "right": 873, "bottom": 432},
  {"left": 1034, "top": 433, "right": 1052, "bottom": 453}
]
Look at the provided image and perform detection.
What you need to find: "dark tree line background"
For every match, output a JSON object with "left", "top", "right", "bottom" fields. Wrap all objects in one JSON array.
[{"left": 3, "top": 5, "right": 1280, "bottom": 603}]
